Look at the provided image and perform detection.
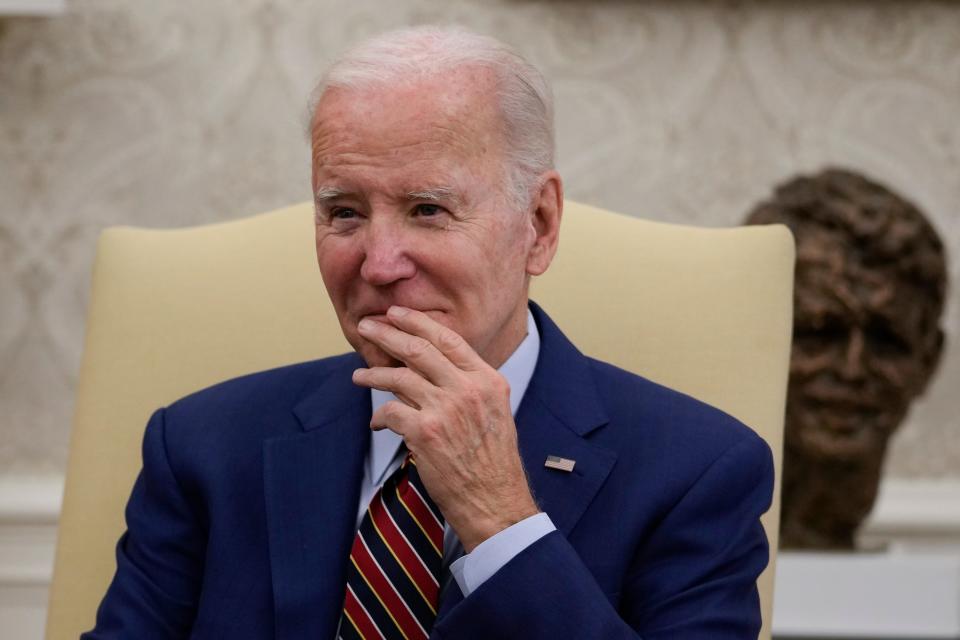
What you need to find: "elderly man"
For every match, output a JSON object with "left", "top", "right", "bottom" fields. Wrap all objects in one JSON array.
[{"left": 86, "top": 26, "right": 773, "bottom": 639}]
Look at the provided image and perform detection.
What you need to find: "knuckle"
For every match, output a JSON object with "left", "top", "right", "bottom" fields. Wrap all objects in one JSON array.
[
  {"left": 490, "top": 372, "right": 511, "bottom": 398},
  {"left": 402, "top": 337, "right": 431, "bottom": 359},
  {"left": 383, "top": 401, "right": 403, "bottom": 423},
  {"left": 391, "top": 368, "right": 411, "bottom": 387},
  {"left": 437, "top": 327, "right": 464, "bottom": 351},
  {"left": 419, "top": 415, "right": 442, "bottom": 441}
]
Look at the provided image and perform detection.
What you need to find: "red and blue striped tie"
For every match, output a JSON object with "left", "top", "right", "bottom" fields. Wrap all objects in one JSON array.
[{"left": 339, "top": 453, "right": 444, "bottom": 640}]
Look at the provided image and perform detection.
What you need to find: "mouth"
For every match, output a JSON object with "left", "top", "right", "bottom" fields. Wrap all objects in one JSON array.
[
  {"left": 810, "top": 400, "right": 883, "bottom": 420},
  {"left": 791, "top": 386, "right": 883, "bottom": 413},
  {"left": 356, "top": 307, "right": 444, "bottom": 324},
  {"left": 792, "top": 400, "right": 881, "bottom": 432},
  {"left": 820, "top": 411, "right": 873, "bottom": 435},
  {"left": 795, "top": 424, "right": 883, "bottom": 459},
  {"left": 785, "top": 398, "right": 896, "bottom": 457}
]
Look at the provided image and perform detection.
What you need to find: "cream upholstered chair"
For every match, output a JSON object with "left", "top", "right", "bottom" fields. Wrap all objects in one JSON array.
[{"left": 47, "top": 200, "right": 794, "bottom": 639}]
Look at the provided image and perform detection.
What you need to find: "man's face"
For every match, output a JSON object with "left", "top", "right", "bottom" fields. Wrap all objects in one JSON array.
[
  {"left": 310, "top": 71, "right": 538, "bottom": 369},
  {"left": 786, "top": 227, "right": 940, "bottom": 461}
]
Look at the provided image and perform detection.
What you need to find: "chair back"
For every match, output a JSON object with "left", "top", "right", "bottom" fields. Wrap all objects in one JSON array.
[{"left": 47, "top": 200, "right": 793, "bottom": 639}]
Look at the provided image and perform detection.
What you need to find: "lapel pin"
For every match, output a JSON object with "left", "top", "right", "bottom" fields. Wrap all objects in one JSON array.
[{"left": 544, "top": 455, "right": 576, "bottom": 472}]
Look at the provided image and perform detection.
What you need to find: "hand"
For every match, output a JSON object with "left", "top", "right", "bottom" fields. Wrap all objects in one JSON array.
[{"left": 352, "top": 306, "right": 540, "bottom": 552}]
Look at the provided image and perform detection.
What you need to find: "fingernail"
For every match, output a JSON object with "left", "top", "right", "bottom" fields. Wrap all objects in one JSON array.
[
  {"left": 352, "top": 368, "right": 365, "bottom": 380},
  {"left": 388, "top": 306, "right": 409, "bottom": 318},
  {"left": 358, "top": 319, "right": 374, "bottom": 332}
]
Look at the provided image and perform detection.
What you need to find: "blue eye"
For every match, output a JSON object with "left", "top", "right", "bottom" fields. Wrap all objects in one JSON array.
[
  {"left": 414, "top": 204, "right": 443, "bottom": 217},
  {"left": 330, "top": 207, "right": 357, "bottom": 219}
]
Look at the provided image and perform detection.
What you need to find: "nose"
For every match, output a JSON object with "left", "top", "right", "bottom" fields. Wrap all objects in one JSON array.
[
  {"left": 838, "top": 327, "right": 867, "bottom": 381},
  {"left": 359, "top": 218, "right": 417, "bottom": 286}
]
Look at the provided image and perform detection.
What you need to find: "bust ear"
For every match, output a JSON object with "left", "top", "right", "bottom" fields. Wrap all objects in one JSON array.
[
  {"left": 916, "top": 327, "right": 945, "bottom": 396},
  {"left": 525, "top": 171, "right": 563, "bottom": 277}
]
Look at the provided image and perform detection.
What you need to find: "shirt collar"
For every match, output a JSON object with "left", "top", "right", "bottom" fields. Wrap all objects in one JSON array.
[{"left": 368, "top": 308, "right": 540, "bottom": 486}]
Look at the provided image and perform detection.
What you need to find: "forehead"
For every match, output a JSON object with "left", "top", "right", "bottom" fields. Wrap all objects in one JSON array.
[
  {"left": 310, "top": 69, "right": 504, "bottom": 176},
  {"left": 794, "top": 229, "right": 932, "bottom": 332}
]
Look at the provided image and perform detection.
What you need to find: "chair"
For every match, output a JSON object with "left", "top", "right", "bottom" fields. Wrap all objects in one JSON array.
[{"left": 46, "top": 200, "right": 793, "bottom": 639}]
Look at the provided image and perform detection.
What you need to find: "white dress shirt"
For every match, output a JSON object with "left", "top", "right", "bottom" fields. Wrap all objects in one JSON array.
[{"left": 355, "top": 309, "right": 557, "bottom": 597}]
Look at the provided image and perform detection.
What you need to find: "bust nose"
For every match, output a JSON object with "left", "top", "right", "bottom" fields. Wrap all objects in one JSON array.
[
  {"left": 838, "top": 327, "right": 867, "bottom": 381},
  {"left": 359, "top": 218, "right": 417, "bottom": 286}
]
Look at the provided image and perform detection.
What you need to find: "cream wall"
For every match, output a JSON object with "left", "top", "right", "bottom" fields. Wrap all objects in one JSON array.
[{"left": 1, "top": 0, "right": 958, "bottom": 482}]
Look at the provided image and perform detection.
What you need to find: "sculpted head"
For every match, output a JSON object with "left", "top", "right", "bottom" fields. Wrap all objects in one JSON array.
[
  {"left": 307, "top": 26, "right": 562, "bottom": 369},
  {"left": 746, "top": 168, "right": 947, "bottom": 547}
]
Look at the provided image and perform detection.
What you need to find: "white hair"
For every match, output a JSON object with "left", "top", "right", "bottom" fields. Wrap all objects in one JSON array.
[{"left": 306, "top": 25, "right": 555, "bottom": 212}]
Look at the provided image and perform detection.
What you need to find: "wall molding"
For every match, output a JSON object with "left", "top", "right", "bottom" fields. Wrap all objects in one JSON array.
[
  {"left": 0, "top": 475, "right": 960, "bottom": 584},
  {"left": 0, "top": 475, "right": 958, "bottom": 575},
  {"left": 0, "top": 475, "right": 62, "bottom": 585},
  {"left": 0, "top": 0, "right": 66, "bottom": 16},
  {"left": 860, "top": 479, "right": 960, "bottom": 548},
  {"left": 0, "top": 475, "right": 63, "bottom": 639},
  {"left": 0, "top": 476, "right": 62, "bottom": 524},
  {"left": 0, "top": 475, "right": 956, "bottom": 638}
]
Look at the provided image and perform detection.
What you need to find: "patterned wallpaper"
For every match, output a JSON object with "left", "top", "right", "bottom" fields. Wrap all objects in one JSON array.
[{"left": 1, "top": 0, "right": 958, "bottom": 478}]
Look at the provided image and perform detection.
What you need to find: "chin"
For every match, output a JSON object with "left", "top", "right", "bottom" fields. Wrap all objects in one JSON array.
[
  {"left": 357, "top": 344, "right": 402, "bottom": 369},
  {"left": 790, "top": 418, "right": 885, "bottom": 462}
]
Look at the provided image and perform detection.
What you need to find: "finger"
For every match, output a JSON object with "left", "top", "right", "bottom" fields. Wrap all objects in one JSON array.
[
  {"left": 386, "top": 306, "right": 486, "bottom": 372},
  {"left": 357, "top": 318, "right": 460, "bottom": 385},
  {"left": 353, "top": 367, "right": 433, "bottom": 408},
  {"left": 370, "top": 399, "right": 420, "bottom": 435}
]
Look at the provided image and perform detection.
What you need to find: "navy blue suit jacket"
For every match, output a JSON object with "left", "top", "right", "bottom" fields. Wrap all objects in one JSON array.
[{"left": 85, "top": 304, "right": 773, "bottom": 639}]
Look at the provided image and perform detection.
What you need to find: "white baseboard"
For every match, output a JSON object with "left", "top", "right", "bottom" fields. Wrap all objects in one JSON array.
[
  {"left": 860, "top": 479, "right": 960, "bottom": 549},
  {"left": 0, "top": 475, "right": 63, "bottom": 640},
  {"left": 773, "top": 550, "right": 960, "bottom": 637},
  {"left": 0, "top": 0, "right": 66, "bottom": 16},
  {"left": 0, "top": 475, "right": 956, "bottom": 639}
]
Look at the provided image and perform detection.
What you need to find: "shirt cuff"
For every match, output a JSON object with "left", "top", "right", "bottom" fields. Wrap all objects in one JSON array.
[{"left": 449, "top": 512, "right": 556, "bottom": 597}]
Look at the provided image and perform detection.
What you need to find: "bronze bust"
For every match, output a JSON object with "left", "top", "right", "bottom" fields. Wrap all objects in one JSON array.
[{"left": 745, "top": 169, "right": 947, "bottom": 549}]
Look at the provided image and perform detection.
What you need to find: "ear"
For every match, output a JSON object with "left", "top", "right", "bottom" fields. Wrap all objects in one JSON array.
[{"left": 525, "top": 171, "right": 563, "bottom": 277}]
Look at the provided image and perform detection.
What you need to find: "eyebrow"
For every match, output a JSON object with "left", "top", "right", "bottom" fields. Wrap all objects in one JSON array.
[
  {"left": 406, "top": 187, "right": 461, "bottom": 207},
  {"left": 314, "top": 186, "right": 346, "bottom": 202},
  {"left": 314, "top": 185, "right": 462, "bottom": 206}
]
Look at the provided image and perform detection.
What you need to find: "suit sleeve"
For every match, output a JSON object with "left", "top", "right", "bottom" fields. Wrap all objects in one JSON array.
[
  {"left": 432, "top": 433, "right": 774, "bottom": 640},
  {"left": 82, "top": 408, "right": 205, "bottom": 639}
]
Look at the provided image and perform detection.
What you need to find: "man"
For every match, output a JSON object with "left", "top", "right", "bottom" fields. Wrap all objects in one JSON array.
[
  {"left": 86, "top": 26, "right": 773, "bottom": 639},
  {"left": 745, "top": 169, "right": 947, "bottom": 549}
]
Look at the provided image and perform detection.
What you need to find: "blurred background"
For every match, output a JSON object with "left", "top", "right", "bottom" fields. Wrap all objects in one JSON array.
[{"left": 1, "top": 0, "right": 958, "bottom": 637}]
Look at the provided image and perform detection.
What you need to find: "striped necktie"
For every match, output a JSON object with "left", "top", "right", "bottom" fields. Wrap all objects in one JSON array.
[{"left": 339, "top": 453, "right": 444, "bottom": 640}]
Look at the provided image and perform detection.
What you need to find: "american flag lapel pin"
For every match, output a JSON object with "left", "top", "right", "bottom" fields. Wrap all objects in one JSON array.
[{"left": 544, "top": 455, "right": 576, "bottom": 472}]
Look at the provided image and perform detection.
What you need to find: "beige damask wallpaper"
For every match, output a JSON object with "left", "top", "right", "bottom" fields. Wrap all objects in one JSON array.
[{"left": 1, "top": 0, "right": 958, "bottom": 480}]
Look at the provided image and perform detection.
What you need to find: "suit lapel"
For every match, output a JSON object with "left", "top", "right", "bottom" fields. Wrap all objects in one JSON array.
[
  {"left": 517, "top": 304, "right": 618, "bottom": 538},
  {"left": 516, "top": 397, "right": 618, "bottom": 538},
  {"left": 263, "top": 354, "right": 370, "bottom": 640}
]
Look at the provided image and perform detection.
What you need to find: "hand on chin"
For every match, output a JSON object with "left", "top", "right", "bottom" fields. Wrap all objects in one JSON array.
[{"left": 358, "top": 342, "right": 404, "bottom": 369}]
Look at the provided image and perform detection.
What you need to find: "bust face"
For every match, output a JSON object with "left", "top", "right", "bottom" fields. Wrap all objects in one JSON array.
[
  {"left": 786, "top": 225, "right": 941, "bottom": 462},
  {"left": 747, "top": 169, "right": 946, "bottom": 549}
]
